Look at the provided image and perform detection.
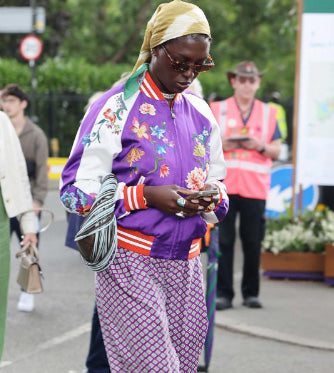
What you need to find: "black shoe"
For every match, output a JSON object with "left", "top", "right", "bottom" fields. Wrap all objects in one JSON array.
[
  {"left": 216, "top": 297, "right": 232, "bottom": 310},
  {"left": 242, "top": 297, "right": 263, "bottom": 308}
]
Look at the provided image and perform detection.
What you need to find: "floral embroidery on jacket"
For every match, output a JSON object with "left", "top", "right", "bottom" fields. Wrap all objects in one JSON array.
[
  {"left": 186, "top": 167, "right": 207, "bottom": 191},
  {"left": 130, "top": 117, "right": 151, "bottom": 140},
  {"left": 127, "top": 116, "right": 173, "bottom": 177},
  {"left": 115, "top": 94, "right": 127, "bottom": 120},
  {"left": 81, "top": 94, "right": 127, "bottom": 147},
  {"left": 61, "top": 186, "right": 96, "bottom": 213},
  {"left": 185, "top": 127, "right": 211, "bottom": 189},
  {"left": 61, "top": 190, "right": 78, "bottom": 211},
  {"left": 126, "top": 148, "right": 145, "bottom": 176},
  {"left": 82, "top": 134, "right": 92, "bottom": 146},
  {"left": 192, "top": 127, "right": 210, "bottom": 168},
  {"left": 148, "top": 122, "right": 174, "bottom": 176},
  {"left": 160, "top": 164, "right": 169, "bottom": 178},
  {"left": 103, "top": 109, "right": 117, "bottom": 127},
  {"left": 139, "top": 103, "right": 156, "bottom": 116},
  {"left": 150, "top": 125, "right": 166, "bottom": 139}
]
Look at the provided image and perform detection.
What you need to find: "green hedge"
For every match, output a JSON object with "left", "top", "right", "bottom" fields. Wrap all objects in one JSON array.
[
  {"left": 0, "top": 57, "right": 294, "bottom": 98},
  {"left": 0, "top": 58, "right": 132, "bottom": 94},
  {"left": 0, "top": 57, "right": 294, "bottom": 155}
]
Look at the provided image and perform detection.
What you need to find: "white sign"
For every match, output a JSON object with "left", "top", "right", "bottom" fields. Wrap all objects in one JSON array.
[
  {"left": 266, "top": 165, "right": 318, "bottom": 218},
  {"left": 0, "top": 7, "right": 45, "bottom": 33},
  {"left": 20, "top": 35, "right": 43, "bottom": 61},
  {"left": 296, "top": 13, "right": 334, "bottom": 186}
]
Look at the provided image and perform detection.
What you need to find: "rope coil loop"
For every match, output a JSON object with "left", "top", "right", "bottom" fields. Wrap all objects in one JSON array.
[{"left": 75, "top": 173, "right": 118, "bottom": 272}]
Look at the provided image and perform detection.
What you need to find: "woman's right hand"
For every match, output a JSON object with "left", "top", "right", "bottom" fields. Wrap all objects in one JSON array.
[{"left": 144, "top": 185, "right": 203, "bottom": 217}]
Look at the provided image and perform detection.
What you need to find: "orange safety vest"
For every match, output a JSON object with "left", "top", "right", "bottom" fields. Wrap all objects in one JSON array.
[{"left": 210, "top": 97, "right": 277, "bottom": 200}]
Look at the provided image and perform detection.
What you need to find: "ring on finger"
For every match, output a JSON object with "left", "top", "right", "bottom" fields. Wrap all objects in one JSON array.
[
  {"left": 207, "top": 202, "right": 216, "bottom": 210},
  {"left": 176, "top": 197, "right": 186, "bottom": 208}
]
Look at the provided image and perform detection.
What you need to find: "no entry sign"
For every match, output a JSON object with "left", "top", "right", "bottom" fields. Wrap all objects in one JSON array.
[{"left": 20, "top": 34, "right": 43, "bottom": 61}]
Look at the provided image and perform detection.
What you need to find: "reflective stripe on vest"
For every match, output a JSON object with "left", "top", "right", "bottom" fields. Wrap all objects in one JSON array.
[
  {"left": 219, "top": 100, "right": 227, "bottom": 135},
  {"left": 225, "top": 160, "right": 271, "bottom": 174},
  {"left": 262, "top": 103, "right": 269, "bottom": 142}
]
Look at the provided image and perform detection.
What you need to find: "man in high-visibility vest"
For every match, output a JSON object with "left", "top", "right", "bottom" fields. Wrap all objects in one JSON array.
[{"left": 210, "top": 61, "right": 281, "bottom": 310}]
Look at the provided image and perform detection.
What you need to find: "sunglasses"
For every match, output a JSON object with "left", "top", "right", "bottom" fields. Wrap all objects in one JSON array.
[
  {"left": 236, "top": 76, "right": 257, "bottom": 84},
  {"left": 161, "top": 45, "right": 214, "bottom": 73}
]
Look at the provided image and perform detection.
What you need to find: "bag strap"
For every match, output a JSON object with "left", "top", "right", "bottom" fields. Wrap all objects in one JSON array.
[
  {"left": 20, "top": 208, "right": 54, "bottom": 233},
  {"left": 16, "top": 242, "right": 39, "bottom": 261}
]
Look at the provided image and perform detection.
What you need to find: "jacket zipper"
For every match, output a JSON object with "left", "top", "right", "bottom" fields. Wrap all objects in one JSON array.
[{"left": 169, "top": 101, "right": 183, "bottom": 255}]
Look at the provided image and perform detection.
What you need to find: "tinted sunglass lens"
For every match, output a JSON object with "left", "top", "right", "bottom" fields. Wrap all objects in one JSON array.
[
  {"left": 197, "top": 65, "right": 213, "bottom": 73},
  {"left": 171, "top": 62, "right": 187, "bottom": 72},
  {"left": 172, "top": 62, "right": 213, "bottom": 73},
  {"left": 238, "top": 76, "right": 256, "bottom": 83}
]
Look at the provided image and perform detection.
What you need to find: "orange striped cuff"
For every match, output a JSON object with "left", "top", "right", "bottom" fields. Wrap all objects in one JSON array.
[{"left": 123, "top": 184, "right": 148, "bottom": 212}]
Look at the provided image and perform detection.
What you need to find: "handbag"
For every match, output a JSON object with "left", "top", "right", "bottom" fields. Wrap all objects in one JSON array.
[
  {"left": 16, "top": 243, "right": 43, "bottom": 294},
  {"left": 75, "top": 173, "right": 118, "bottom": 272}
]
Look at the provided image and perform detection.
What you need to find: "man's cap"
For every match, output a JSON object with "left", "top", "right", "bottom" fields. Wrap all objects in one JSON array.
[{"left": 227, "top": 61, "right": 265, "bottom": 82}]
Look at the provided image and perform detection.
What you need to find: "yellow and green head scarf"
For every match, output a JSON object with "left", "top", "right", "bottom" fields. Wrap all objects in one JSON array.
[{"left": 132, "top": 0, "right": 211, "bottom": 73}]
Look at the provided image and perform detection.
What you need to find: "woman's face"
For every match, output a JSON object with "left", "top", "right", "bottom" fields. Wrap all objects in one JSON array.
[{"left": 149, "top": 35, "right": 211, "bottom": 94}]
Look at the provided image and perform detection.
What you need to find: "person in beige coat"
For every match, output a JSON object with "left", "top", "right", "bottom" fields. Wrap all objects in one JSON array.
[
  {"left": 0, "top": 111, "right": 37, "bottom": 362},
  {"left": 2, "top": 83, "right": 48, "bottom": 312}
]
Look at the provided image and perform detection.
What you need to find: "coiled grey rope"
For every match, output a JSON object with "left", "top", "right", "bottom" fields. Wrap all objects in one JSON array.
[{"left": 75, "top": 173, "right": 118, "bottom": 272}]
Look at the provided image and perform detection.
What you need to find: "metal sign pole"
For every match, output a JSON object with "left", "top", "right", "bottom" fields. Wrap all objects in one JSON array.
[
  {"left": 29, "top": 59, "right": 37, "bottom": 122},
  {"left": 30, "top": 0, "right": 37, "bottom": 122},
  {"left": 291, "top": 0, "right": 303, "bottom": 218}
]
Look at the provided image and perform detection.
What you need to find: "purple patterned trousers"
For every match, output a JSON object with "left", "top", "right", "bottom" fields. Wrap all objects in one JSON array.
[{"left": 95, "top": 247, "right": 208, "bottom": 373}]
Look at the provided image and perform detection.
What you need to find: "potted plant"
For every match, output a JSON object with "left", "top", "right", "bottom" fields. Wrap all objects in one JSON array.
[{"left": 261, "top": 206, "right": 334, "bottom": 281}]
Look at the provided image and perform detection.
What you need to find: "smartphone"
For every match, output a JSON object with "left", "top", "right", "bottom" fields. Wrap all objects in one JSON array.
[
  {"left": 228, "top": 136, "right": 250, "bottom": 141},
  {"left": 186, "top": 189, "right": 219, "bottom": 200}
]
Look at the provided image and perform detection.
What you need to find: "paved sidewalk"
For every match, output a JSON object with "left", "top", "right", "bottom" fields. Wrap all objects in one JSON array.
[{"left": 214, "top": 268, "right": 334, "bottom": 351}]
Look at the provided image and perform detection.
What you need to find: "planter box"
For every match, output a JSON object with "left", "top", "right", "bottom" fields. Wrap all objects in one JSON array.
[
  {"left": 261, "top": 252, "right": 325, "bottom": 280},
  {"left": 324, "top": 243, "right": 334, "bottom": 286}
]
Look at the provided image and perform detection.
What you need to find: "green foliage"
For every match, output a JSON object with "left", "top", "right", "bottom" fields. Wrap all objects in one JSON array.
[
  {"left": 0, "top": 0, "right": 298, "bottom": 99},
  {"left": 199, "top": 0, "right": 298, "bottom": 99},
  {"left": 0, "top": 0, "right": 299, "bottom": 153},
  {"left": 0, "top": 58, "right": 131, "bottom": 94},
  {"left": 0, "top": 59, "right": 31, "bottom": 91}
]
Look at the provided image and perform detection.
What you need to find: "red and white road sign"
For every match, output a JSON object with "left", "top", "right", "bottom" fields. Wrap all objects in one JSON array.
[{"left": 20, "top": 35, "right": 43, "bottom": 61}]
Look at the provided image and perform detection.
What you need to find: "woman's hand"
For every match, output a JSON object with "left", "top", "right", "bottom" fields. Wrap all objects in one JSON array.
[
  {"left": 21, "top": 232, "right": 38, "bottom": 247},
  {"left": 187, "top": 183, "right": 220, "bottom": 212},
  {"left": 144, "top": 185, "right": 205, "bottom": 217}
]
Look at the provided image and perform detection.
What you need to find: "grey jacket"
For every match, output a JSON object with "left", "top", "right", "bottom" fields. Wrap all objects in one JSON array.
[{"left": 19, "top": 118, "right": 48, "bottom": 206}]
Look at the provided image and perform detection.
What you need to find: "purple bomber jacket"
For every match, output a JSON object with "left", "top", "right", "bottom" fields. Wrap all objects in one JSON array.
[{"left": 60, "top": 69, "right": 228, "bottom": 260}]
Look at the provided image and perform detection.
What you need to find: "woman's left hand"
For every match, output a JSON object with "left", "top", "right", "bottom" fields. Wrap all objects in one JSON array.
[
  {"left": 21, "top": 232, "right": 38, "bottom": 247},
  {"left": 186, "top": 183, "right": 220, "bottom": 214}
]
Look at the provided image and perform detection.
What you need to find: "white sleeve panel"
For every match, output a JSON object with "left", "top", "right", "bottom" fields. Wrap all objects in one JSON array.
[
  {"left": 73, "top": 92, "right": 139, "bottom": 197},
  {"left": 185, "top": 93, "right": 226, "bottom": 182}
]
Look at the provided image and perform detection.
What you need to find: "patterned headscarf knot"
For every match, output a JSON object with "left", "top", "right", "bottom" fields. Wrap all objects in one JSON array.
[{"left": 132, "top": 0, "right": 211, "bottom": 73}]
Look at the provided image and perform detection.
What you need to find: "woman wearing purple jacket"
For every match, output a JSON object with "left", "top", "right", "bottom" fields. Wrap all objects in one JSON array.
[{"left": 60, "top": 1, "right": 228, "bottom": 372}]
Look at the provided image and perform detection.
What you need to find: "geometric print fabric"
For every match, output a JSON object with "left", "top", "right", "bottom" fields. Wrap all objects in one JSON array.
[{"left": 96, "top": 247, "right": 208, "bottom": 372}]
